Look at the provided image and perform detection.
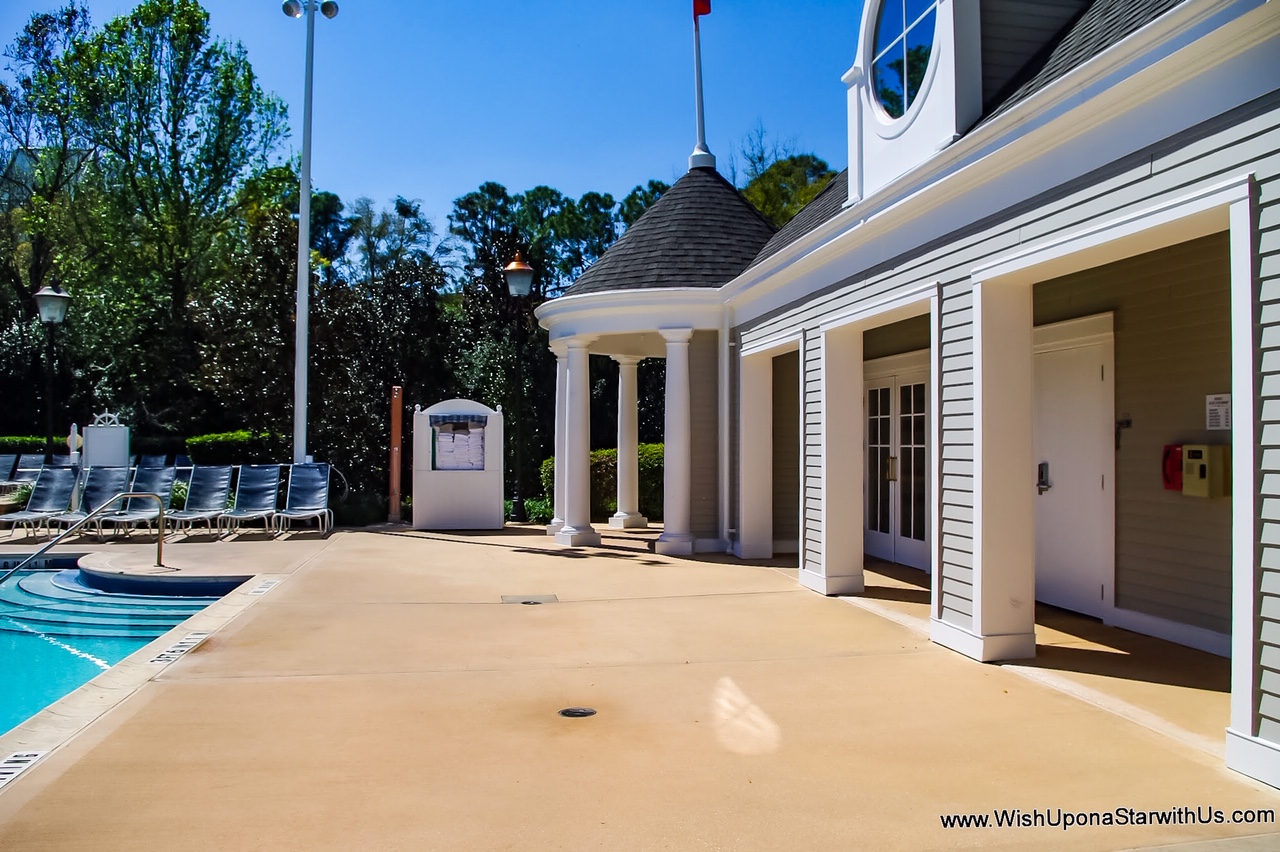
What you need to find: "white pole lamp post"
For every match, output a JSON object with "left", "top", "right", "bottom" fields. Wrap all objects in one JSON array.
[
  {"left": 33, "top": 285, "right": 71, "bottom": 464},
  {"left": 503, "top": 251, "right": 535, "bottom": 523},
  {"left": 282, "top": 0, "right": 339, "bottom": 464}
]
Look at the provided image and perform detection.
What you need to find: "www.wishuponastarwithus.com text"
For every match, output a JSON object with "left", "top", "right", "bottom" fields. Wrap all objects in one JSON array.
[{"left": 939, "top": 806, "right": 1275, "bottom": 830}]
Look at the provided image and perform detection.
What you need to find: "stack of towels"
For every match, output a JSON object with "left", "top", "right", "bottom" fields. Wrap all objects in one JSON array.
[{"left": 435, "top": 424, "right": 486, "bottom": 470}]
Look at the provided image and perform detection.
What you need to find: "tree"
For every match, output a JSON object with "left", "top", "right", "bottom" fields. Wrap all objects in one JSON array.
[
  {"left": 732, "top": 125, "right": 835, "bottom": 229},
  {"left": 56, "top": 0, "right": 288, "bottom": 432}
]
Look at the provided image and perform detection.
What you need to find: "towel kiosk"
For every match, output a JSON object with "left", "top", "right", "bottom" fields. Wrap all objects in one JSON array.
[{"left": 412, "top": 399, "right": 504, "bottom": 530}]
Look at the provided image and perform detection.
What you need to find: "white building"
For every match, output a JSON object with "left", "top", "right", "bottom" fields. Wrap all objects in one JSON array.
[{"left": 536, "top": 0, "right": 1280, "bottom": 788}]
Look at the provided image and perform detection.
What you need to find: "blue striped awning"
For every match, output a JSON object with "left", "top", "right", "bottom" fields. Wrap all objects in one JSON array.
[{"left": 428, "top": 414, "right": 487, "bottom": 426}]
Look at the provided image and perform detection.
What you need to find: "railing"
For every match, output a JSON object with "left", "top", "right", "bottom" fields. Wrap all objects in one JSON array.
[{"left": 0, "top": 492, "right": 166, "bottom": 585}]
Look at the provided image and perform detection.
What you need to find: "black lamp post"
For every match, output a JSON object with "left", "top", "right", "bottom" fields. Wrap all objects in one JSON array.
[
  {"left": 33, "top": 285, "right": 71, "bottom": 464},
  {"left": 503, "top": 251, "right": 534, "bottom": 523}
]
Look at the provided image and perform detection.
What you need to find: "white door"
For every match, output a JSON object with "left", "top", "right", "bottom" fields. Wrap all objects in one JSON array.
[
  {"left": 865, "top": 357, "right": 930, "bottom": 571},
  {"left": 1033, "top": 326, "right": 1114, "bottom": 617}
]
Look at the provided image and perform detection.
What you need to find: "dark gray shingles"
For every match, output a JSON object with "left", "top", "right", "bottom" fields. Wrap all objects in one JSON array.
[
  {"left": 749, "top": 170, "right": 849, "bottom": 269},
  {"left": 563, "top": 167, "right": 775, "bottom": 296}
]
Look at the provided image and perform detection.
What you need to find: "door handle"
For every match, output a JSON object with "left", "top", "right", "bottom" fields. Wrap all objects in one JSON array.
[
  {"left": 886, "top": 456, "right": 897, "bottom": 482},
  {"left": 1037, "top": 461, "right": 1051, "bottom": 495}
]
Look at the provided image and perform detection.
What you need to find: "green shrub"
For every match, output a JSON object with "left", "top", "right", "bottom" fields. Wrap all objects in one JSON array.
[
  {"left": 521, "top": 496, "right": 553, "bottom": 524},
  {"left": 187, "top": 431, "right": 286, "bottom": 464},
  {"left": 170, "top": 479, "right": 188, "bottom": 510},
  {"left": 4, "top": 482, "right": 33, "bottom": 507},
  {"left": 0, "top": 436, "right": 69, "bottom": 454},
  {"left": 539, "top": 443, "right": 664, "bottom": 521}
]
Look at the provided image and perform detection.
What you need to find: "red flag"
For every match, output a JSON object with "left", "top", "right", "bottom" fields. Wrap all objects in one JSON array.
[{"left": 694, "top": 0, "right": 710, "bottom": 18}]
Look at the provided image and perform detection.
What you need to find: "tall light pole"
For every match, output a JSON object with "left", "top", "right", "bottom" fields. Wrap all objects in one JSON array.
[
  {"left": 503, "top": 251, "right": 535, "bottom": 523},
  {"left": 33, "top": 285, "right": 71, "bottom": 465},
  {"left": 283, "top": 0, "right": 339, "bottom": 464}
]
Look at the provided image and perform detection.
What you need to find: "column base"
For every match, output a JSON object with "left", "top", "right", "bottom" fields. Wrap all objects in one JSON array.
[
  {"left": 608, "top": 512, "right": 648, "bottom": 529},
  {"left": 555, "top": 525, "right": 600, "bottom": 547},
  {"left": 655, "top": 532, "right": 695, "bottom": 556},
  {"left": 545, "top": 519, "right": 565, "bottom": 536},
  {"left": 798, "top": 567, "right": 865, "bottom": 596},
  {"left": 929, "top": 617, "right": 1036, "bottom": 662}
]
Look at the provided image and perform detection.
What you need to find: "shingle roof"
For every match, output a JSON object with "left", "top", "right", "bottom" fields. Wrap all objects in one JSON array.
[
  {"left": 747, "top": 0, "right": 1187, "bottom": 267},
  {"left": 984, "top": 0, "right": 1186, "bottom": 122},
  {"left": 563, "top": 166, "right": 775, "bottom": 297}
]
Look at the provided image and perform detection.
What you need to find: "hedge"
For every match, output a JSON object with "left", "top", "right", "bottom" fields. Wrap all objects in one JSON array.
[
  {"left": 186, "top": 431, "right": 288, "bottom": 464},
  {"left": 540, "top": 443, "right": 664, "bottom": 521},
  {"left": 0, "top": 436, "right": 69, "bottom": 454}
]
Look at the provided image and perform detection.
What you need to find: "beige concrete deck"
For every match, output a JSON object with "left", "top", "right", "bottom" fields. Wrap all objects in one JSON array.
[{"left": 0, "top": 526, "right": 1277, "bottom": 850}]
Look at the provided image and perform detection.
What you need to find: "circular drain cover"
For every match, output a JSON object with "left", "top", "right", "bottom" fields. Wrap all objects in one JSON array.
[{"left": 559, "top": 707, "right": 597, "bottom": 718}]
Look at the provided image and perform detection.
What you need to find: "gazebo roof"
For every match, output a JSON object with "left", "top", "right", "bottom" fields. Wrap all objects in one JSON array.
[{"left": 563, "top": 167, "right": 775, "bottom": 297}]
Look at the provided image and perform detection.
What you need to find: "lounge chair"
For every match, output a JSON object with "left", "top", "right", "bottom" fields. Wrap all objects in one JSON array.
[
  {"left": 0, "top": 454, "right": 18, "bottom": 492},
  {"left": 274, "top": 463, "right": 333, "bottom": 535},
  {"left": 135, "top": 453, "right": 169, "bottom": 467},
  {"left": 217, "top": 464, "right": 281, "bottom": 535},
  {"left": 96, "top": 465, "right": 177, "bottom": 537},
  {"left": 0, "top": 465, "right": 78, "bottom": 537},
  {"left": 47, "top": 466, "right": 131, "bottom": 535},
  {"left": 167, "top": 465, "right": 233, "bottom": 535},
  {"left": 12, "top": 454, "right": 47, "bottom": 484}
]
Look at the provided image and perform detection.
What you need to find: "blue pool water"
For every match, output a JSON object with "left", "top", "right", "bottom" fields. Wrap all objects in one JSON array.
[{"left": 0, "top": 569, "right": 218, "bottom": 735}]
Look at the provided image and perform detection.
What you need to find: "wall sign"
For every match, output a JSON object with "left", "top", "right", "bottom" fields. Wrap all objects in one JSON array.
[{"left": 1206, "top": 394, "right": 1231, "bottom": 430}]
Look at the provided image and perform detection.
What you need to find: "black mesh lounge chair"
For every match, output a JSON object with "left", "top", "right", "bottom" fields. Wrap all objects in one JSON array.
[
  {"left": 274, "top": 463, "right": 333, "bottom": 535},
  {"left": 0, "top": 465, "right": 78, "bottom": 537},
  {"left": 96, "top": 465, "right": 177, "bottom": 537},
  {"left": 135, "top": 453, "right": 169, "bottom": 467},
  {"left": 167, "top": 465, "right": 233, "bottom": 535},
  {"left": 12, "top": 454, "right": 46, "bottom": 483},
  {"left": 0, "top": 454, "right": 18, "bottom": 491},
  {"left": 217, "top": 464, "right": 281, "bottom": 535},
  {"left": 47, "top": 466, "right": 131, "bottom": 535}
]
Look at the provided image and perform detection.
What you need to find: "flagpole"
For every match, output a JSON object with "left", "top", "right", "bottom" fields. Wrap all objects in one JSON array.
[{"left": 690, "top": 8, "right": 715, "bottom": 169}]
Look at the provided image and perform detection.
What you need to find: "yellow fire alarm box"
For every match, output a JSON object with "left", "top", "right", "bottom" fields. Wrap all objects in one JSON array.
[{"left": 1181, "top": 444, "right": 1226, "bottom": 498}]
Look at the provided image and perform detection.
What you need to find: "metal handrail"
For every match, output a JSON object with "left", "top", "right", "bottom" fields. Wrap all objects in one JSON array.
[{"left": 0, "top": 492, "right": 166, "bottom": 585}]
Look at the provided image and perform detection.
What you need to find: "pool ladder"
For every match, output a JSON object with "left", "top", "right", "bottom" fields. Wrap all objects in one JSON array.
[{"left": 0, "top": 492, "right": 166, "bottom": 586}]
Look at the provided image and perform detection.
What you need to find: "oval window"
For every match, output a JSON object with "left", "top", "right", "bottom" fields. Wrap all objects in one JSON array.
[{"left": 871, "top": 0, "right": 938, "bottom": 119}]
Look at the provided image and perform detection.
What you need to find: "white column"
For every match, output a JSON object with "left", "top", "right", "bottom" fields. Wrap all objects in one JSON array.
[
  {"left": 657, "top": 329, "right": 695, "bottom": 555},
  {"left": 736, "top": 352, "right": 772, "bottom": 558},
  {"left": 555, "top": 337, "right": 601, "bottom": 547},
  {"left": 547, "top": 346, "right": 568, "bottom": 534},
  {"left": 610, "top": 356, "right": 647, "bottom": 529}
]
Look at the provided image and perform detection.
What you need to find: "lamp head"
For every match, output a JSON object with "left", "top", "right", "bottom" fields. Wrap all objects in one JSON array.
[
  {"left": 33, "top": 285, "right": 71, "bottom": 325},
  {"left": 282, "top": 0, "right": 303, "bottom": 18},
  {"left": 320, "top": 1, "right": 339, "bottom": 18},
  {"left": 503, "top": 252, "right": 535, "bottom": 298}
]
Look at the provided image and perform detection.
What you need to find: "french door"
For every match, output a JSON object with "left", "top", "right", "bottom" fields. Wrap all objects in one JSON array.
[{"left": 864, "top": 354, "right": 930, "bottom": 571}]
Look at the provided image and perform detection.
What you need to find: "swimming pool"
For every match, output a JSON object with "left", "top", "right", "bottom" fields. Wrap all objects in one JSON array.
[{"left": 0, "top": 567, "right": 219, "bottom": 736}]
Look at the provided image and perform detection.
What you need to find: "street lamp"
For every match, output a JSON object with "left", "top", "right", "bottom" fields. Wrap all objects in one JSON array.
[
  {"left": 503, "top": 251, "right": 535, "bottom": 523},
  {"left": 33, "top": 285, "right": 71, "bottom": 465},
  {"left": 283, "top": 0, "right": 339, "bottom": 464}
]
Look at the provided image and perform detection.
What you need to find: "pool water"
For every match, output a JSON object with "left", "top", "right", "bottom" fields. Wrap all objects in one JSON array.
[{"left": 0, "top": 569, "right": 218, "bottom": 736}]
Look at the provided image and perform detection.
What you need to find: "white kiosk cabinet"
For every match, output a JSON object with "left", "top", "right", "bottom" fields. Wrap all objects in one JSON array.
[{"left": 412, "top": 399, "right": 504, "bottom": 530}]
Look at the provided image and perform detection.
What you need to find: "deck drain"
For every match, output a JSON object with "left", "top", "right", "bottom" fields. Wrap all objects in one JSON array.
[
  {"left": 149, "top": 631, "right": 211, "bottom": 664},
  {"left": 559, "top": 707, "right": 597, "bottom": 718},
  {"left": 0, "top": 752, "right": 45, "bottom": 790},
  {"left": 248, "top": 579, "right": 281, "bottom": 596}
]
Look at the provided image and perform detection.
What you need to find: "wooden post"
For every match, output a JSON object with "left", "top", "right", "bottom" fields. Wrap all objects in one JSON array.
[{"left": 389, "top": 385, "right": 403, "bottom": 523}]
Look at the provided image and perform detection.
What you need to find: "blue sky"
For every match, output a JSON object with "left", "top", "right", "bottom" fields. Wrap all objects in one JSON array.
[{"left": 1, "top": 1, "right": 864, "bottom": 231}]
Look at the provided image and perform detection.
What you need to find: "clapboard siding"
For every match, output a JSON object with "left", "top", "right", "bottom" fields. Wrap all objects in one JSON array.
[
  {"left": 1034, "top": 233, "right": 1233, "bottom": 634},
  {"left": 772, "top": 350, "right": 801, "bottom": 544},
  {"left": 803, "top": 335, "right": 823, "bottom": 565},
  {"left": 731, "top": 93, "right": 1280, "bottom": 652},
  {"left": 690, "top": 330, "right": 720, "bottom": 539},
  {"left": 1258, "top": 118, "right": 1280, "bottom": 739}
]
